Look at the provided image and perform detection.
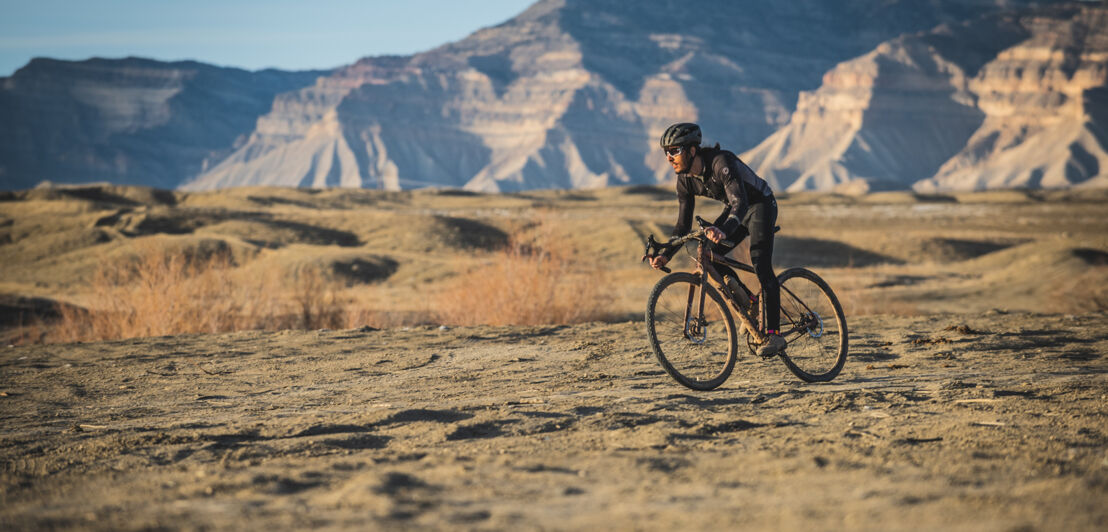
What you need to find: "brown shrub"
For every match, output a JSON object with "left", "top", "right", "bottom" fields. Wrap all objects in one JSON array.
[
  {"left": 288, "top": 266, "right": 346, "bottom": 330},
  {"left": 32, "top": 218, "right": 615, "bottom": 341},
  {"left": 47, "top": 245, "right": 355, "bottom": 343},
  {"left": 434, "top": 227, "right": 612, "bottom": 326}
]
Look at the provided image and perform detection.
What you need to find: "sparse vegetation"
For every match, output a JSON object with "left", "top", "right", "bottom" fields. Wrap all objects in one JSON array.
[
  {"left": 434, "top": 225, "right": 612, "bottom": 326},
  {"left": 21, "top": 222, "right": 613, "bottom": 343},
  {"left": 3, "top": 185, "right": 1107, "bottom": 344},
  {"left": 45, "top": 245, "right": 352, "bottom": 343}
]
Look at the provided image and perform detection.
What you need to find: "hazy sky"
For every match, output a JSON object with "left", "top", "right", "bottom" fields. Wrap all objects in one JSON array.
[{"left": 0, "top": 0, "right": 536, "bottom": 76}]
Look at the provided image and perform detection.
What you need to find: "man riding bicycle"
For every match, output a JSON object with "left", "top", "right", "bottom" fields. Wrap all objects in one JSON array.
[{"left": 649, "top": 122, "right": 786, "bottom": 357}]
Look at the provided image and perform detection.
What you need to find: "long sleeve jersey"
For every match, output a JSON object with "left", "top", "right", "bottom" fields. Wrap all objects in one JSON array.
[{"left": 671, "top": 146, "right": 774, "bottom": 245}]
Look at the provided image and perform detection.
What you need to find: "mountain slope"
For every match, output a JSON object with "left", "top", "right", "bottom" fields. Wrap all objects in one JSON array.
[
  {"left": 743, "top": 3, "right": 1108, "bottom": 193},
  {"left": 917, "top": 4, "right": 1108, "bottom": 191},
  {"left": 0, "top": 58, "right": 327, "bottom": 190},
  {"left": 186, "top": 0, "right": 1044, "bottom": 192}
]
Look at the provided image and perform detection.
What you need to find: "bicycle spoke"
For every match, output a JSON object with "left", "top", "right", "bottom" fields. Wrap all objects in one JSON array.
[
  {"left": 775, "top": 268, "right": 848, "bottom": 382},
  {"left": 646, "top": 274, "right": 737, "bottom": 390}
]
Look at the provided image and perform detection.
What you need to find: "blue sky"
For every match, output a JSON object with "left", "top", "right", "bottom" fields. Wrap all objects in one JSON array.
[{"left": 0, "top": 0, "right": 536, "bottom": 76}]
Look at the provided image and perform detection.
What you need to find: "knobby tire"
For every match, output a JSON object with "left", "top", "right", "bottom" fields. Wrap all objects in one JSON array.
[
  {"left": 775, "top": 268, "right": 848, "bottom": 382},
  {"left": 645, "top": 272, "right": 738, "bottom": 391}
]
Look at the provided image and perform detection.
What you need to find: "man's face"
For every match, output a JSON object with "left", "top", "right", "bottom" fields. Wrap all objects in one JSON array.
[{"left": 665, "top": 145, "right": 693, "bottom": 173}]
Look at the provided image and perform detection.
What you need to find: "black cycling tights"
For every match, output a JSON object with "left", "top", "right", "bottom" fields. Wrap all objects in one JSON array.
[{"left": 712, "top": 199, "right": 780, "bottom": 332}]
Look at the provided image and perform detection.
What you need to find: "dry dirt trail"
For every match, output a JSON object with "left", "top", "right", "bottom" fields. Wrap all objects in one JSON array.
[{"left": 2, "top": 312, "right": 1106, "bottom": 530}]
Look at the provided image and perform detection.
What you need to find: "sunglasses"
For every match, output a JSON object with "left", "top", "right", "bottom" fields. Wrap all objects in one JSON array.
[{"left": 663, "top": 146, "right": 684, "bottom": 157}]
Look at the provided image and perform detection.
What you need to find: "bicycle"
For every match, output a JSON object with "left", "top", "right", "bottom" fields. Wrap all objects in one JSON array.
[{"left": 641, "top": 216, "right": 848, "bottom": 390}]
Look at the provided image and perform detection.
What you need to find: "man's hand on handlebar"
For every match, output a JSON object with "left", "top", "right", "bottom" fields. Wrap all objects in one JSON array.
[
  {"left": 704, "top": 226, "right": 725, "bottom": 244},
  {"left": 643, "top": 226, "right": 734, "bottom": 273},
  {"left": 650, "top": 255, "right": 669, "bottom": 270}
]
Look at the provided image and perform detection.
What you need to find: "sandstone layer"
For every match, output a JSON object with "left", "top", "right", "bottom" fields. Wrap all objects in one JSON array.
[
  {"left": 1, "top": 1, "right": 1092, "bottom": 193},
  {"left": 185, "top": 0, "right": 1041, "bottom": 192},
  {"left": 743, "top": 3, "right": 1108, "bottom": 192}
]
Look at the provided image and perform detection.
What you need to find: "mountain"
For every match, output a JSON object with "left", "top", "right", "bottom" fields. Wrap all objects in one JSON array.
[
  {"left": 0, "top": 58, "right": 326, "bottom": 190},
  {"left": 743, "top": 2, "right": 1108, "bottom": 192},
  {"left": 184, "top": 0, "right": 1053, "bottom": 192},
  {"left": 917, "top": 3, "right": 1108, "bottom": 191},
  {"left": 1, "top": 0, "right": 1096, "bottom": 193}
]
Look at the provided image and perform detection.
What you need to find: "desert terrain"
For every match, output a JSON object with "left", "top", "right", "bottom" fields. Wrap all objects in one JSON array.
[{"left": 1, "top": 184, "right": 1106, "bottom": 530}]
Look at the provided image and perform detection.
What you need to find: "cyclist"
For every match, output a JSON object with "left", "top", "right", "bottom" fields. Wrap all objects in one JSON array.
[{"left": 649, "top": 122, "right": 785, "bottom": 357}]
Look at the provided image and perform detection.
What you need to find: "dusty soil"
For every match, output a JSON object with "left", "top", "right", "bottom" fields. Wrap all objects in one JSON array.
[
  {"left": 2, "top": 185, "right": 1107, "bottom": 529},
  {"left": 2, "top": 312, "right": 1106, "bottom": 530}
]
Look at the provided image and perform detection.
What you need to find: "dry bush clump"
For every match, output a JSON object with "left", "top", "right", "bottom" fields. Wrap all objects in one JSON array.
[
  {"left": 47, "top": 246, "right": 353, "bottom": 343},
  {"left": 434, "top": 225, "right": 612, "bottom": 326},
  {"left": 341, "top": 308, "right": 406, "bottom": 330},
  {"left": 288, "top": 266, "right": 346, "bottom": 330}
]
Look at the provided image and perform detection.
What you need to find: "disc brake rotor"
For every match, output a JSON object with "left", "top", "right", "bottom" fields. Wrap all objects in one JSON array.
[{"left": 685, "top": 318, "right": 707, "bottom": 344}]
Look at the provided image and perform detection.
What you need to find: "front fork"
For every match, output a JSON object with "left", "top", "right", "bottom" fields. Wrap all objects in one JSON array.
[{"left": 683, "top": 281, "right": 708, "bottom": 343}]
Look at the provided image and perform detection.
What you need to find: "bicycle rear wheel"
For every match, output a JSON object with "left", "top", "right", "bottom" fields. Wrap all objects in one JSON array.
[
  {"left": 645, "top": 272, "right": 737, "bottom": 391},
  {"left": 775, "top": 268, "right": 848, "bottom": 382}
]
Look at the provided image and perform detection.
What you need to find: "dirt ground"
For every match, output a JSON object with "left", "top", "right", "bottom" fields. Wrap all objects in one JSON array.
[
  {"left": 2, "top": 312, "right": 1106, "bottom": 530},
  {"left": 1, "top": 185, "right": 1107, "bottom": 530}
]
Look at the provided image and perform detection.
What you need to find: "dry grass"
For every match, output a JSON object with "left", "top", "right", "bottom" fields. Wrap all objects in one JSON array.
[
  {"left": 434, "top": 224, "right": 612, "bottom": 326},
  {"left": 44, "top": 246, "right": 352, "bottom": 343},
  {"left": 28, "top": 223, "right": 616, "bottom": 343},
  {"left": 6, "top": 186, "right": 1104, "bottom": 343},
  {"left": 288, "top": 266, "right": 346, "bottom": 330},
  {"left": 335, "top": 286, "right": 427, "bottom": 330}
]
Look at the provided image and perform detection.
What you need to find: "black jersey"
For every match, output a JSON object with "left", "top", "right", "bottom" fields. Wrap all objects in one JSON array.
[{"left": 672, "top": 146, "right": 774, "bottom": 239}]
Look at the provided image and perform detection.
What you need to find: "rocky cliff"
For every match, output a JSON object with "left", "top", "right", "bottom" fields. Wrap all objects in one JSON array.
[
  {"left": 0, "top": 58, "right": 326, "bottom": 190},
  {"left": 185, "top": 0, "right": 1046, "bottom": 192},
  {"left": 743, "top": 3, "right": 1107, "bottom": 192},
  {"left": 2, "top": 0, "right": 1092, "bottom": 193}
]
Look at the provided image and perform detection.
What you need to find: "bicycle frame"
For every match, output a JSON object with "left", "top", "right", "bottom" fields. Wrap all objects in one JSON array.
[
  {"left": 647, "top": 229, "right": 817, "bottom": 347},
  {"left": 645, "top": 224, "right": 850, "bottom": 386},
  {"left": 689, "top": 239, "right": 768, "bottom": 346}
]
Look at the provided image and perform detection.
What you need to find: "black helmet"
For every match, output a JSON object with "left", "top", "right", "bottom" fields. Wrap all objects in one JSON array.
[{"left": 660, "top": 122, "right": 701, "bottom": 148}]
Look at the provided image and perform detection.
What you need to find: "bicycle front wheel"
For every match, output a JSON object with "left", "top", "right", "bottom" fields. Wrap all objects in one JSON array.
[
  {"left": 776, "top": 268, "right": 848, "bottom": 382},
  {"left": 645, "top": 272, "right": 738, "bottom": 391}
]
